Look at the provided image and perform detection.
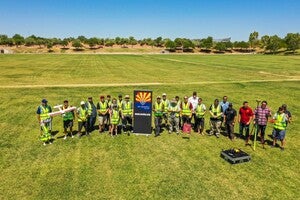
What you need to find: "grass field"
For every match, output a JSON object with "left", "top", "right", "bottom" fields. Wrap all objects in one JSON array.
[{"left": 0, "top": 54, "right": 299, "bottom": 199}]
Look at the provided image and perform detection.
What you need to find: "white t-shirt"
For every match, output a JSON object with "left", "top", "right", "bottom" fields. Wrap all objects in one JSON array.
[{"left": 188, "top": 96, "right": 199, "bottom": 110}]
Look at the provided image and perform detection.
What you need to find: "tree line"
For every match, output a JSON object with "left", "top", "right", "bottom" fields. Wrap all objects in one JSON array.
[{"left": 0, "top": 32, "right": 299, "bottom": 53}]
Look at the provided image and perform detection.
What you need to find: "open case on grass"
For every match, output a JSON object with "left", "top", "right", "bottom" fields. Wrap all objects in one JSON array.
[{"left": 220, "top": 148, "right": 251, "bottom": 164}]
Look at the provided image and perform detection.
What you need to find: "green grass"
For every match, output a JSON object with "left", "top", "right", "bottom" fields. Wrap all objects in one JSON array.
[{"left": 0, "top": 54, "right": 299, "bottom": 199}]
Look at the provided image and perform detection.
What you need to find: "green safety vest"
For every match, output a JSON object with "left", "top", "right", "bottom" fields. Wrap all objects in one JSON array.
[
  {"left": 182, "top": 102, "right": 191, "bottom": 116},
  {"left": 162, "top": 99, "right": 169, "bottom": 112},
  {"left": 122, "top": 101, "right": 132, "bottom": 115},
  {"left": 87, "top": 102, "right": 92, "bottom": 115},
  {"left": 62, "top": 106, "right": 74, "bottom": 121},
  {"left": 211, "top": 105, "right": 222, "bottom": 119},
  {"left": 106, "top": 100, "right": 112, "bottom": 107},
  {"left": 117, "top": 100, "right": 123, "bottom": 111},
  {"left": 154, "top": 102, "right": 163, "bottom": 117},
  {"left": 78, "top": 107, "right": 88, "bottom": 122},
  {"left": 169, "top": 105, "right": 179, "bottom": 117},
  {"left": 111, "top": 110, "right": 120, "bottom": 124},
  {"left": 196, "top": 104, "right": 206, "bottom": 118},
  {"left": 98, "top": 101, "right": 108, "bottom": 113},
  {"left": 273, "top": 113, "right": 287, "bottom": 130},
  {"left": 39, "top": 105, "right": 51, "bottom": 120}
]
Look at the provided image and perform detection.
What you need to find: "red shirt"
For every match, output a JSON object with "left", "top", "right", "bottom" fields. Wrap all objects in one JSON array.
[{"left": 239, "top": 106, "right": 253, "bottom": 124}]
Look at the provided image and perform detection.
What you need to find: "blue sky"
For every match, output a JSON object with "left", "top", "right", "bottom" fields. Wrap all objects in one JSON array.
[{"left": 0, "top": 0, "right": 299, "bottom": 41}]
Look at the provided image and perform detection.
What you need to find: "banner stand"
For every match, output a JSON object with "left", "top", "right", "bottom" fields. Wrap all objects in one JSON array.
[{"left": 133, "top": 90, "right": 153, "bottom": 135}]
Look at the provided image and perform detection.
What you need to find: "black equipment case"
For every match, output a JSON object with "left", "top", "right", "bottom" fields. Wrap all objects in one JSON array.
[{"left": 220, "top": 149, "right": 251, "bottom": 164}]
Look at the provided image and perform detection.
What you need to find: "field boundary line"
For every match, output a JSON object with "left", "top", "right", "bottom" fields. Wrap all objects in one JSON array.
[{"left": 0, "top": 79, "right": 299, "bottom": 89}]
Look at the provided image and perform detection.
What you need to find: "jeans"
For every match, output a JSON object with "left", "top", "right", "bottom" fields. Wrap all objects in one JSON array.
[
  {"left": 87, "top": 116, "right": 96, "bottom": 133},
  {"left": 154, "top": 117, "right": 162, "bottom": 135},
  {"left": 239, "top": 123, "right": 250, "bottom": 138}
]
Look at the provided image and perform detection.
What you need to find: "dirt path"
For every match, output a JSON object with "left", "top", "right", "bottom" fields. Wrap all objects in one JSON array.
[{"left": 0, "top": 79, "right": 299, "bottom": 89}]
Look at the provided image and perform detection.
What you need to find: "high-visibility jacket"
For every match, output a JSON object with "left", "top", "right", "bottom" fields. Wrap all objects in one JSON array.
[
  {"left": 122, "top": 101, "right": 132, "bottom": 115},
  {"left": 111, "top": 109, "right": 120, "bottom": 125},
  {"left": 98, "top": 101, "right": 108, "bottom": 113},
  {"left": 154, "top": 102, "right": 163, "bottom": 117},
  {"left": 169, "top": 105, "right": 180, "bottom": 117},
  {"left": 39, "top": 105, "right": 51, "bottom": 121},
  {"left": 162, "top": 99, "right": 170, "bottom": 112},
  {"left": 196, "top": 104, "right": 206, "bottom": 118},
  {"left": 273, "top": 113, "right": 287, "bottom": 130},
  {"left": 77, "top": 107, "right": 88, "bottom": 122},
  {"left": 117, "top": 100, "right": 123, "bottom": 111},
  {"left": 181, "top": 102, "right": 191, "bottom": 116},
  {"left": 87, "top": 102, "right": 92, "bottom": 115},
  {"left": 62, "top": 106, "right": 74, "bottom": 121},
  {"left": 211, "top": 105, "right": 222, "bottom": 120},
  {"left": 106, "top": 100, "right": 112, "bottom": 108}
]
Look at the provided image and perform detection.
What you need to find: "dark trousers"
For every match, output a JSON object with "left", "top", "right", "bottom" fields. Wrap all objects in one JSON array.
[
  {"left": 239, "top": 123, "right": 250, "bottom": 138},
  {"left": 154, "top": 117, "right": 162, "bottom": 135},
  {"left": 87, "top": 116, "right": 96, "bottom": 133},
  {"left": 226, "top": 123, "right": 235, "bottom": 139},
  {"left": 122, "top": 116, "right": 133, "bottom": 132}
]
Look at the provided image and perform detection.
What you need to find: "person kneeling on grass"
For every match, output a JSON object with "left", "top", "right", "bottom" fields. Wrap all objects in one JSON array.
[
  {"left": 110, "top": 104, "right": 120, "bottom": 136},
  {"left": 77, "top": 101, "right": 88, "bottom": 138},
  {"left": 271, "top": 106, "right": 288, "bottom": 151}
]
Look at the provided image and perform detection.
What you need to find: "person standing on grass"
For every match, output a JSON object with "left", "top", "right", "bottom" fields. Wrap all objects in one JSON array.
[
  {"left": 209, "top": 99, "right": 223, "bottom": 138},
  {"left": 62, "top": 100, "right": 75, "bottom": 140},
  {"left": 238, "top": 101, "right": 254, "bottom": 145},
  {"left": 121, "top": 95, "right": 133, "bottom": 135},
  {"left": 271, "top": 106, "right": 288, "bottom": 151},
  {"left": 180, "top": 96, "right": 193, "bottom": 125},
  {"left": 97, "top": 95, "right": 109, "bottom": 133},
  {"left": 153, "top": 96, "right": 164, "bottom": 137},
  {"left": 36, "top": 99, "right": 52, "bottom": 145},
  {"left": 105, "top": 95, "right": 112, "bottom": 131},
  {"left": 175, "top": 95, "right": 182, "bottom": 128},
  {"left": 281, "top": 104, "right": 292, "bottom": 126},
  {"left": 195, "top": 98, "right": 206, "bottom": 135},
  {"left": 86, "top": 97, "right": 97, "bottom": 134},
  {"left": 188, "top": 91, "right": 199, "bottom": 130},
  {"left": 77, "top": 101, "right": 88, "bottom": 138},
  {"left": 117, "top": 94, "right": 123, "bottom": 110},
  {"left": 220, "top": 96, "right": 229, "bottom": 128},
  {"left": 168, "top": 98, "right": 180, "bottom": 134},
  {"left": 253, "top": 101, "right": 271, "bottom": 148},
  {"left": 224, "top": 103, "right": 237, "bottom": 141},
  {"left": 110, "top": 104, "right": 120, "bottom": 136},
  {"left": 161, "top": 93, "right": 170, "bottom": 128}
]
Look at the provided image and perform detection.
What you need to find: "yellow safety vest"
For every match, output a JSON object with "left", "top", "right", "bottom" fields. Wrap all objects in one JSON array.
[
  {"left": 162, "top": 99, "right": 169, "bottom": 112},
  {"left": 273, "top": 113, "right": 287, "bottom": 130},
  {"left": 196, "top": 104, "right": 206, "bottom": 118},
  {"left": 117, "top": 100, "right": 123, "bottom": 111},
  {"left": 111, "top": 110, "right": 120, "bottom": 124},
  {"left": 98, "top": 101, "right": 108, "bottom": 113},
  {"left": 169, "top": 105, "right": 180, "bottom": 117},
  {"left": 211, "top": 105, "right": 222, "bottom": 119},
  {"left": 39, "top": 105, "right": 51, "bottom": 120},
  {"left": 122, "top": 101, "right": 132, "bottom": 115},
  {"left": 154, "top": 102, "right": 163, "bottom": 117},
  {"left": 78, "top": 107, "right": 88, "bottom": 122},
  {"left": 182, "top": 102, "right": 191, "bottom": 116},
  {"left": 87, "top": 102, "right": 92, "bottom": 115}
]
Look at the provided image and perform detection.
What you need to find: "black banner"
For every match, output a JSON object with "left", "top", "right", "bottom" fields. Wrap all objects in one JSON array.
[{"left": 133, "top": 90, "right": 152, "bottom": 134}]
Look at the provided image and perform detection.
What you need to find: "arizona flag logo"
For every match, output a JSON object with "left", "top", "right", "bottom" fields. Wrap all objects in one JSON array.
[{"left": 135, "top": 92, "right": 151, "bottom": 106}]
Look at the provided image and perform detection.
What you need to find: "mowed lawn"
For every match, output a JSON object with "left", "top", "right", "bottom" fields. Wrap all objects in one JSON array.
[{"left": 0, "top": 54, "right": 299, "bottom": 199}]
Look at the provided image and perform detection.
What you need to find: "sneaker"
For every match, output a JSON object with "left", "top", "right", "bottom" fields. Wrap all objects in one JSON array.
[
  {"left": 169, "top": 130, "right": 172, "bottom": 134},
  {"left": 176, "top": 131, "right": 179, "bottom": 135},
  {"left": 216, "top": 134, "right": 220, "bottom": 138},
  {"left": 43, "top": 142, "right": 46, "bottom": 146},
  {"left": 71, "top": 135, "right": 74, "bottom": 138},
  {"left": 49, "top": 141, "right": 53, "bottom": 144},
  {"left": 63, "top": 136, "right": 67, "bottom": 140}
]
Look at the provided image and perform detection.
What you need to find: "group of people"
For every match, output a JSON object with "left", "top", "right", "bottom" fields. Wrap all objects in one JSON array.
[{"left": 36, "top": 92, "right": 292, "bottom": 150}]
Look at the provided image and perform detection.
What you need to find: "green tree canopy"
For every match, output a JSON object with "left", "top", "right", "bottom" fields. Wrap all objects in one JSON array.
[
  {"left": 72, "top": 39, "right": 83, "bottom": 49},
  {"left": 266, "top": 35, "right": 282, "bottom": 53},
  {"left": 284, "top": 33, "right": 300, "bottom": 53},
  {"left": 249, "top": 31, "right": 259, "bottom": 48},
  {"left": 12, "top": 34, "right": 25, "bottom": 47}
]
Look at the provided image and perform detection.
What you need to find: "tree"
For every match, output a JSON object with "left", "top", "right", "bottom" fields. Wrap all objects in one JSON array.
[
  {"left": 174, "top": 38, "right": 183, "bottom": 48},
  {"left": 12, "top": 34, "right": 25, "bottom": 47},
  {"left": 0, "top": 34, "right": 9, "bottom": 45},
  {"left": 154, "top": 37, "right": 163, "bottom": 47},
  {"left": 128, "top": 36, "right": 137, "bottom": 47},
  {"left": 284, "top": 33, "right": 300, "bottom": 53},
  {"left": 47, "top": 41, "right": 53, "bottom": 52},
  {"left": 260, "top": 35, "right": 270, "bottom": 49},
  {"left": 266, "top": 35, "right": 282, "bottom": 54},
  {"left": 249, "top": 31, "right": 259, "bottom": 48},
  {"left": 182, "top": 38, "right": 195, "bottom": 49},
  {"left": 200, "top": 36, "right": 213, "bottom": 50},
  {"left": 25, "top": 35, "right": 37, "bottom": 46},
  {"left": 164, "top": 39, "right": 175, "bottom": 50},
  {"left": 60, "top": 39, "right": 69, "bottom": 48},
  {"left": 72, "top": 39, "right": 83, "bottom": 49},
  {"left": 214, "top": 42, "right": 226, "bottom": 51},
  {"left": 77, "top": 35, "right": 87, "bottom": 43},
  {"left": 104, "top": 38, "right": 115, "bottom": 47},
  {"left": 87, "top": 37, "right": 99, "bottom": 48}
]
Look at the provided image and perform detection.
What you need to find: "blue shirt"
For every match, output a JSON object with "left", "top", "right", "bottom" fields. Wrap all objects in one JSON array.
[{"left": 220, "top": 101, "right": 229, "bottom": 113}]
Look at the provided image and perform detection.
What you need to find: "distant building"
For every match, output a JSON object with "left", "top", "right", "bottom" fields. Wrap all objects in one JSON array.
[{"left": 213, "top": 37, "right": 231, "bottom": 42}]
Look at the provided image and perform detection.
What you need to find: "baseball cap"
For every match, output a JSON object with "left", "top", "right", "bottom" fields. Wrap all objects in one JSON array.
[
  {"left": 125, "top": 95, "right": 130, "bottom": 98},
  {"left": 100, "top": 95, "right": 105, "bottom": 99},
  {"left": 157, "top": 96, "right": 161, "bottom": 99},
  {"left": 162, "top": 93, "right": 167, "bottom": 96},
  {"left": 80, "top": 101, "right": 85, "bottom": 105},
  {"left": 41, "top": 99, "right": 48, "bottom": 103}
]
